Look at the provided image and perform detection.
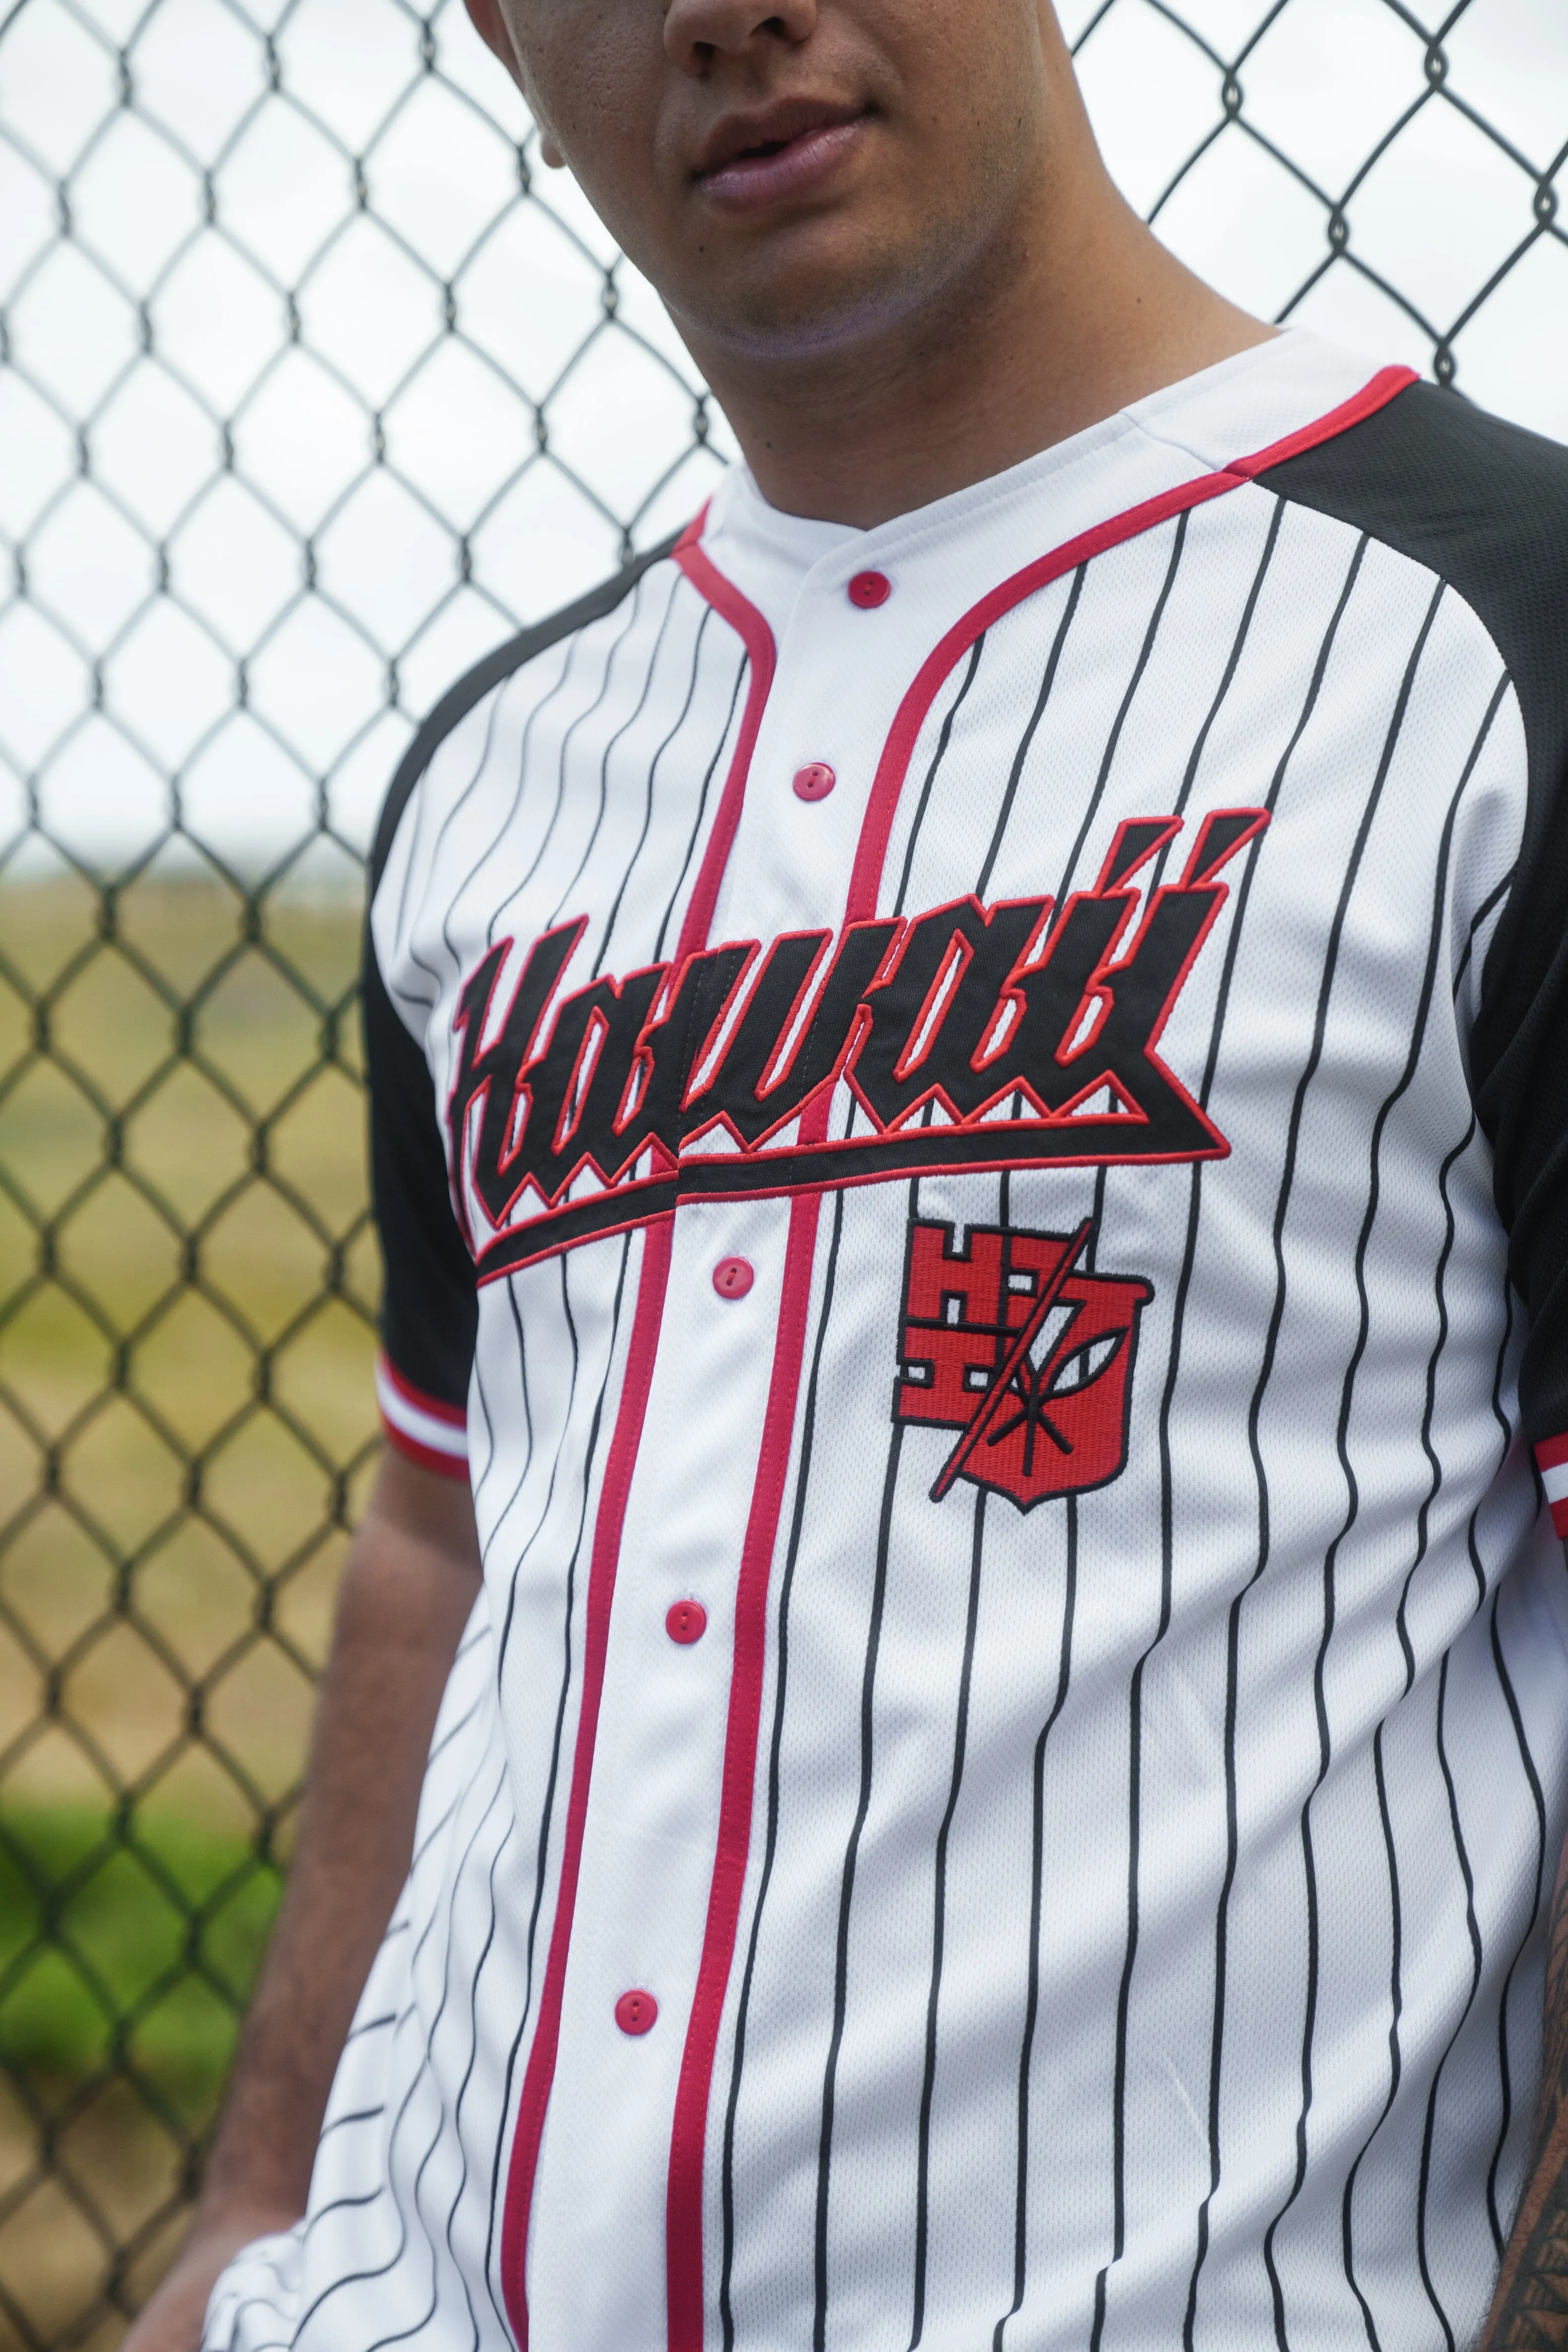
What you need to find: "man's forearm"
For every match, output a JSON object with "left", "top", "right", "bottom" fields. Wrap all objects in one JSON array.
[
  {"left": 1485, "top": 1827, "right": 1568, "bottom": 2348},
  {"left": 123, "top": 1451, "right": 482, "bottom": 2349}
]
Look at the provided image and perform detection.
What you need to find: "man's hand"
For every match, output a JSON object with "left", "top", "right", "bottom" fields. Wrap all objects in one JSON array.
[{"left": 121, "top": 1448, "right": 482, "bottom": 2351}]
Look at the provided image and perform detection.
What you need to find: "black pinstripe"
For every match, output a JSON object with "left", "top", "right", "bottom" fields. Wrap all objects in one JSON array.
[
  {"left": 992, "top": 1501, "right": 1079, "bottom": 2352},
  {"left": 481, "top": 1236, "right": 633, "bottom": 2336},
  {"left": 724, "top": 563, "right": 1093, "bottom": 2341},
  {"left": 523, "top": 579, "right": 654, "bottom": 929},
  {"left": 1484, "top": 1594, "right": 1547, "bottom": 2251},
  {"left": 1184, "top": 527, "right": 1371, "bottom": 2343},
  {"left": 545, "top": 573, "right": 674, "bottom": 930},
  {"left": 471, "top": 1274, "right": 534, "bottom": 1525},
  {"left": 344, "top": 2008, "right": 400, "bottom": 2043},
  {"left": 1258, "top": 578, "right": 1449, "bottom": 2351},
  {"left": 1418, "top": 1649, "right": 1478, "bottom": 2352},
  {"left": 717, "top": 1189, "right": 847, "bottom": 2350},
  {"left": 907, "top": 1484, "right": 987, "bottom": 2349},
  {"left": 970, "top": 575, "right": 1077, "bottom": 905},
  {"left": 485, "top": 635, "right": 586, "bottom": 951},
  {"left": 290, "top": 1748, "right": 484, "bottom": 2336},
  {"left": 1089, "top": 494, "right": 1288, "bottom": 2352},
  {"left": 318, "top": 2106, "right": 385, "bottom": 2141},
  {"left": 444, "top": 1814, "right": 518, "bottom": 2352},
  {"left": 1337, "top": 1104, "right": 1471, "bottom": 2352},
  {"left": 395, "top": 682, "right": 508, "bottom": 1015},
  {"left": 1414, "top": 1286, "right": 1521, "bottom": 2345},
  {"left": 360, "top": 1756, "right": 514, "bottom": 2352},
  {"left": 1452, "top": 867, "right": 1516, "bottom": 1005},
  {"left": 1146, "top": 495, "right": 1285, "bottom": 891},
  {"left": 369, "top": 537, "right": 680, "bottom": 903},
  {"left": 892, "top": 633, "right": 988, "bottom": 917},
  {"left": 596, "top": 603, "right": 713, "bottom": 975},
  {"left": 654, "top": 655, "right": 749, "bottom": 962},
  {"left": 1052, "top": 511, "right": 1188, "bottom": 909},
  {"left": 1333, "top": 671, "right": 1512, "bottom": 2335},
  {"left": 490, "top": 1256, "right": 580, "bottom": 1686},
  {"left": 813, "top": 1418, "right": 904, "bottom": 2352}
]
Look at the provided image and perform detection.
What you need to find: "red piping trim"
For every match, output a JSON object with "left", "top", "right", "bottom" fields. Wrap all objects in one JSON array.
[
  {"left": 663, "top": 516, "right": 876, "bottom": 2350},
  {"left": 498, "top": 516, "right": 780, "bottom": 2348},
  {"left": 499, "top": 1213, "right": 676, "bottom": 2344},
  {"left": 847, "top": 363, "right": 1417, "bottom": 917},
  {"left": 1224, "top": 363, "right": 1416, "bottom": 478},
  {"left": 659, "top": 361, "right": 1416, "bottom": 2342},
  {"left": 1536, "top": 1436, "right": 1568, "bottom": 1541},
  {"left": 669, "top": 450, "right": 1004, "bottom": 2333},
  {"left": 379, "top": 1414, "right": 470, "bottom": 1480},
  {"left": 664, "top": 1189, "right": 822, "bottom": 2349},
  {"left": 673, "top": 520, "right": 779, "bottom": 963},
  {"left": 377, "top": 1351, "right": 468, "bottom": 1429}
]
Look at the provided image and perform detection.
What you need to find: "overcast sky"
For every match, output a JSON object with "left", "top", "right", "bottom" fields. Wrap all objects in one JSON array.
[{"left": 0, "top": 0, "right": 1564, "bottom": 874}]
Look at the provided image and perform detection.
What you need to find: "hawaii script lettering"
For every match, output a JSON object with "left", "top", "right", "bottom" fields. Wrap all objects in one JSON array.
[{"left": 446, "top": 808, "right": 1268, "bottom": 1280}]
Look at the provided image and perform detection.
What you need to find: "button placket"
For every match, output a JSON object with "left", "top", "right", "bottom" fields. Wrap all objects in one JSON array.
[
  {"left": 712, "top": 1256, "right": 755, "bottom": 1300},
  {"left": 793, "top": 762, "right": 836, "bottom": 802},
  {"left": 614, "top": 1989, "right": 658, "bottom": 2036},
  {"left": 665, "top": 1599, "right": 707, "bottom": 1645}
]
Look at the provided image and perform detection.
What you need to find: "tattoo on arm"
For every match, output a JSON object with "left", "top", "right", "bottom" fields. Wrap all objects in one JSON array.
[{"left": 1487, "top": 1840, "right": 1568, "bottom": 2347}]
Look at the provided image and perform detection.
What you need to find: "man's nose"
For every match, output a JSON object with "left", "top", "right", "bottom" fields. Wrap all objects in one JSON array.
[{"left": 663, "top": 0, "right": 819, "bottom": 71}]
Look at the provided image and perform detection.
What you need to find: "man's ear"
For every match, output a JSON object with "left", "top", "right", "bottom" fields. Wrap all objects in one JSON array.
[{"left": 460, "top": 0, "right": 566, "bottom": 166}]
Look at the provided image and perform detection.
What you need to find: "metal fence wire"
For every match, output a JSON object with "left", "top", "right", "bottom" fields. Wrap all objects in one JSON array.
[{"left": 0, "top": 0, "right": 1565, "bottom": 2338}]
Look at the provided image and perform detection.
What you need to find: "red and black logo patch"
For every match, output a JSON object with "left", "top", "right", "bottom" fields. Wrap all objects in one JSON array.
[{"left": 895, "top": 1216, "right": 1151, "bottom": 1511}]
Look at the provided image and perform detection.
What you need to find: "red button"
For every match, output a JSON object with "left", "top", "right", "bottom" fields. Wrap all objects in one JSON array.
[
  {"left": 666, "top": 1599, "right": 707, "bottom": 1645},
  {"left": 615, "top": 1989, "right": 658, "bottom": 2036},
  {"left": 793, "top": 762, "right": 836, "bottom": 802},
  {"left": 847, "top": 571, "right": 891, "bottom": 609},
  {"left": 713, "top": 1256, "right": 754, "bottom": 1300}
]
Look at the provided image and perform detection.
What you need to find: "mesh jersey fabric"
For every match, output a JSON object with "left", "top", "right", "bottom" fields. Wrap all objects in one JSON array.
[{"left": 210, "top": 329, "right": 1568, "bottom": 2352}]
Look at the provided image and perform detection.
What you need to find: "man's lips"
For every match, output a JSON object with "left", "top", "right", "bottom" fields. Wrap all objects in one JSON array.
[{"left": 694, "top": 102, "right": 869, "bottom": 213}]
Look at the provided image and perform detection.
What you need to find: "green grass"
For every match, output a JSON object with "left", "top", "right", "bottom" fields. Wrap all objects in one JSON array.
[
  {"left": 0, "top": 1805, "right": 280, "bottom": 2124},
  {"left": 0, "top": 873, "right": 381, "bottom": 1828},
  {"left": 0, "top": 872, "right": 377, "bottom": 2332}
]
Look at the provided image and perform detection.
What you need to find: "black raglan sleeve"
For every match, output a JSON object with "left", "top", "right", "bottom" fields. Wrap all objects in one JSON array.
[
  {"left": 1258, "top": 381, "right": 1568, "bottom": 1510},
  {"left": 362, "top": 915, "right": 477, "bottom": 1465},
  {"left": 1470, "top": 747, "right": 1568, "bottom": 1479}
]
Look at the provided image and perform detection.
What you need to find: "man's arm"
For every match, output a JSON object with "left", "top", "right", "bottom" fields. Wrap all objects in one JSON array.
[
  {"left": 122, "top": 1448, "right": 482, "bottom": 2352},
  {"left": 1485, "top": 1625, "right": 1568, "bottom": 2351}
]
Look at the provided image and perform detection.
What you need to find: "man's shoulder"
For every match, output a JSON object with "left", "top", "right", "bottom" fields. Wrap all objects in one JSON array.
[
  {"left": 367, "top": 530, "right": 683, "bottom": 898},
  {"left": 1256, "top": 380, "right": 1568, "bottom": 769}
]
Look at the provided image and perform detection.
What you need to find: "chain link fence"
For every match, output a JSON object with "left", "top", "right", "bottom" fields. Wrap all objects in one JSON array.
[{"left": 0, "top": 0, "right": 1564, "bottom": 2338}]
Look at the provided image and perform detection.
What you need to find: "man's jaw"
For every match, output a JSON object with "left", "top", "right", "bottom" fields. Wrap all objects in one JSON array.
[{"left": 692, "top": 98, "right": 871, "bottom": 215}]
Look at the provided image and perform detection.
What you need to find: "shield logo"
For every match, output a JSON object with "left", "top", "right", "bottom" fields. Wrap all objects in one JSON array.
[{"left": 895, "top": 1216, "right": 1152, "bottom": 1511}]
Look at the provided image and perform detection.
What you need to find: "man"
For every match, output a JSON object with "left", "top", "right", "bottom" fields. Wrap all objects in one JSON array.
[{"left": 128, "top": 0, "right": 1568, "bottom": 2346}]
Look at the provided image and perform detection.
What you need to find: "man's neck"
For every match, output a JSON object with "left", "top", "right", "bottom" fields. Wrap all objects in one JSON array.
[{"left": 681, "top": 148, "right": 1271, "bottom": 531}]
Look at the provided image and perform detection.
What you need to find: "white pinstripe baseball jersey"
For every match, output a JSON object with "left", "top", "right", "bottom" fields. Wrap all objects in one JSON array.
[{"left": 205, "top": 329, "right": 1568, "bottom": 2352}]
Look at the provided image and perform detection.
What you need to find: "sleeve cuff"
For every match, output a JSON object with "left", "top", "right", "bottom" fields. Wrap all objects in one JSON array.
[
  {"left": 1536, "top": 1434, "right": 1568, "bottom": 1539},
  {"left": 376, "top": 1351, "right": 470, "bottom": 1481}
]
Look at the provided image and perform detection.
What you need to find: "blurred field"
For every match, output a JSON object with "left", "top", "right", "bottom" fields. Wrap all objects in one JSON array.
[{"left": 0, "top": 871, "right": 379, "bottom": 2347}]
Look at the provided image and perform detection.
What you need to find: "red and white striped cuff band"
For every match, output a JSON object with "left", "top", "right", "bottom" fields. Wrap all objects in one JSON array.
[
  {"left": 376, "top": 1352, "right": 470, "bottom": 1481},
  {"left": 1537, "top": 1434, "right": 1568, "bottom": 1540}
]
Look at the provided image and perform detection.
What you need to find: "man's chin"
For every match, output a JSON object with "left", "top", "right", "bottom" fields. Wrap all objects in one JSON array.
[{"left": 666, "top": 221, "right": 988, "bottom": 374}]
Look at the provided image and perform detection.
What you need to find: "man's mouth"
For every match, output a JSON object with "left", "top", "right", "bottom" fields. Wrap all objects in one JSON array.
[{"left": 693, "top": 100, "right": 869, "bottom": 213}]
